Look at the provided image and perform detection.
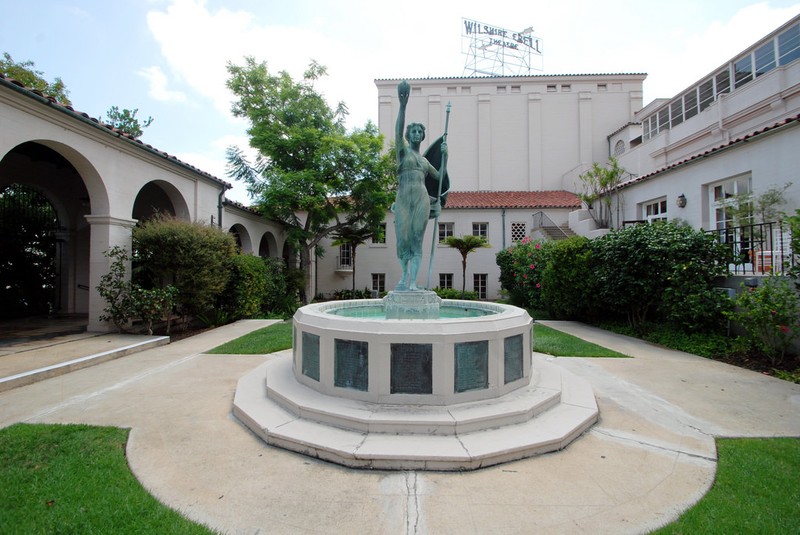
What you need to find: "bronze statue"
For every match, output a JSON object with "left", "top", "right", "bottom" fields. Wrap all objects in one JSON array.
[{"left": 392, "top": 80, "right": 450, "bottom": 291}]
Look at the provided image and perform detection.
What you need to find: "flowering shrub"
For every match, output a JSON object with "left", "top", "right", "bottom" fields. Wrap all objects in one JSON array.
[
  {"left": 730, "top": 275, "right": 800, "bottom": 365},
  {"left": 495, "top": 237, "right": 553, "bottom": 309}
]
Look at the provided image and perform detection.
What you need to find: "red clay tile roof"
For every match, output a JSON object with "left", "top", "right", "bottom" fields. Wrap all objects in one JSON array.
[{"left": 445, "top": 191, "right": 580, "bottom": 209}]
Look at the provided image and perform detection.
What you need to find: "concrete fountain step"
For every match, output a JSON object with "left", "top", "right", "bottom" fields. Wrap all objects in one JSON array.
[{"left": 233, "top": 354, "right": 598, "bottom": 471}]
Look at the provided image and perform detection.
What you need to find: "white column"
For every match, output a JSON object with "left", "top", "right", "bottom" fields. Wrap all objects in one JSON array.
[{"left": 84, "top": 214, "right": 137, "bottom": 332}]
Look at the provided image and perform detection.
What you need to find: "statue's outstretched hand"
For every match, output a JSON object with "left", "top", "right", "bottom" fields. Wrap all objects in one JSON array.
[{"left": 398, "top": 81, "right": 410, "bottom": 105}]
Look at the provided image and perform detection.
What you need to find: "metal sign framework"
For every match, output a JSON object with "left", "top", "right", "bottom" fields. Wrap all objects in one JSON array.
[{"left": 461, "top": 18, "right": 543, "bottom": 77}]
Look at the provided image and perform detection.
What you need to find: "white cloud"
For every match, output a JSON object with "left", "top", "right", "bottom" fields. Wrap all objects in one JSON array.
[{"left": 138, "top": 65, "right": 187, "bottom": 102}]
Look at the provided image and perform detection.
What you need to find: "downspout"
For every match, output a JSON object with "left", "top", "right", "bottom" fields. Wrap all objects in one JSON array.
[
  {"left": 217, "top": 186, "right": 229, "bottom": 228},
  {"left": 502, "top": 209, "right": 507, "bottom": 249}
]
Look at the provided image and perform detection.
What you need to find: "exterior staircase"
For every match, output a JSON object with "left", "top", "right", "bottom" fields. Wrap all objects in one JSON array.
[{"left": 540, "top": 225, "right": 576, "bottom": 241}]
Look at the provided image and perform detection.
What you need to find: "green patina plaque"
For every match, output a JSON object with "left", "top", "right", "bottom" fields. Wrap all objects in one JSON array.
[{"left": 454, "top": 340, "right": 489, "bottom": 393}]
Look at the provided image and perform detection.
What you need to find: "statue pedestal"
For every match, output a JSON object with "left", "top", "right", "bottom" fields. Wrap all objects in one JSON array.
[{"left": 384, "top": 290, "right": 442, "bottom": 320}]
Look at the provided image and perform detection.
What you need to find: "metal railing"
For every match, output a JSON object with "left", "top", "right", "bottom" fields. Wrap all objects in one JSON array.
[
  {"left": 532, "top": 211, "right": 571, "bottom": 239},
  {"left": 707, "top": 221, "right": 795, "bottom": 275}
]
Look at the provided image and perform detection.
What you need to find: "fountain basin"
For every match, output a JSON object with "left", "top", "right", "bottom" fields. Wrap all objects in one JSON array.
[{"left": 292, "top": 299, "right": 533, "bottom": 405}]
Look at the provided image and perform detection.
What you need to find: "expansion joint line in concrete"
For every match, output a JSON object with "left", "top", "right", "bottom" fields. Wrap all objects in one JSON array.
[
  {"left": 404, "top": 471, "right": 421, "bottom": 535},
  {"left": 591, "top": 428, "right": 717, "bottom": 462}
]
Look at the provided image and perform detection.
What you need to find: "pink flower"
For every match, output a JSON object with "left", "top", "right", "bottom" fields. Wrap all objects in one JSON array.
[
  {"left": 523, "top": 274, "right": 528, "bottom": 279},
  {"left": 535, "top": 243, "right": 541, "bottom": 250},
  {"left": 779, "top": 325, "right": 790, "bottom": 334},
  {"left": 529, "top": 264, "right": 535, "bottom": 270},
  {"left": 536, "top": 283, "right": 541, "bottom": 289}
]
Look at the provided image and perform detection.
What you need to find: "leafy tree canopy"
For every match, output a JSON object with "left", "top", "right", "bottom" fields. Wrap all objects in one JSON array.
[
  {"left": 2, "top": 52, "right": 153, "bottom": 139},
  {"left": 1, "top": 52, "right": 70, "bottom": 105},
  {"left": 225, "top": 57, "right": 394, "bottom": 301},
  {"left": 103, "top": 106, "right": 154, "bottom": 138}
]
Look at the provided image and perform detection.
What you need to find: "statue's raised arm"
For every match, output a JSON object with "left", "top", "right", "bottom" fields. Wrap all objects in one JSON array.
[{"left": 395, "top": 80, "right": 410, "bottom": 157}]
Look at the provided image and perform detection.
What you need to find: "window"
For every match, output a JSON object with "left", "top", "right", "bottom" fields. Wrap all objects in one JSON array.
[
  {"left": 734, "top": 55, "right": 753, "bottom": 88},
  {"left": 715, "top": 68, "right": 731, "bottom": 97},
  {"left": 547, "top": 84, "right": 557, "bottom": 92},
  {"left": 371, "top": 223, "right": 386, "bottom": 244},
  {"left": 372, "top": 273, "right": 385, "bottom": 293},
  {"left": 643, "top": 198, "right": 668, "bottom": 223},
  {"left": 472, "top": 222, "right": 488, "bottom": 239},
  {"left": 712, "top": 176, "right": 752, "bottom": 230},
  {"left": 561, "top": 84, "right": 571, "bottom": 92},
  {"left": 473, "top": 274, "right": 487, "bottom": 299},
  {"left": 778, "top": 24, "right": 800, "bottom": 66},
  {"left": 699, "top": 78, "right": 714, "bottom": 112},
  {"left": 670, "top": 99, "right": 684, "bottom": 128},
  {"left": 754, "top": 41, "right": 776, "bottom": 77},
  {"left": 657, "top": 108, "right": 670, "bottom": 132},
  {"left": 597, "top": 83, "right": 607, "bottom": 91},
  {"left": 613, "top": 139, "right": 625, "bottom": 156},
  {"left": 683, "top": 89, "right": 698, "bottom": 120},
  {"left": 497, "top": 85, "right": 507, "bottom": 94},
  {"left": 338, "top": 243, "right": 352, "bottom": 268},
  {"left": 511, "top": 85, "right": 521, "bottom": 93},
  {"left": 511, "top": 222, "right": 527, "bottom": 243},
  {"left": 438, "top": 222, "right": 454, "bottom": 242},
  {"left": 439, "top": 273, "right": 453, "bottom": 290}
]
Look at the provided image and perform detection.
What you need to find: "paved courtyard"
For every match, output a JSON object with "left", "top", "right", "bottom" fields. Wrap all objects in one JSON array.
[{"left": 1, "top": 319, "right": 798, "bottom": 534}]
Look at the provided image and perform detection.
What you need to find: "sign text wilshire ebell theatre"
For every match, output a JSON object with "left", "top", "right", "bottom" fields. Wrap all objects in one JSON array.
[{"left": 462, "top": 19, "right": 542, "bottom": 54}]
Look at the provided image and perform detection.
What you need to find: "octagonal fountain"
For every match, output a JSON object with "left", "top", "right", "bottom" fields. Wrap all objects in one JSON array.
[{"left": 233, "top": 291, "right": 598, "bottom": 471}]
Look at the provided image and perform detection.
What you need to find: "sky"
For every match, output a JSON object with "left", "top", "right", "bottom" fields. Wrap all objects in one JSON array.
[{"left": 1, "top": 0, "right": 798, "bottom": 204}]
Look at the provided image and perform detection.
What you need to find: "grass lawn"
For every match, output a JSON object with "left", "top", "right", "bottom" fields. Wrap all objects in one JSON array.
[
  {"left": 533, "top": 323, "right": 629, "bottom": 358},
  {"left": 652, "top": 437, "right": 800, "bottom": 534},
  {"left": 207, "top": 320, "right": 293, "bottom": 354},
  {"left": 0, "top": 423, "right": 213, "bottom": 534}
]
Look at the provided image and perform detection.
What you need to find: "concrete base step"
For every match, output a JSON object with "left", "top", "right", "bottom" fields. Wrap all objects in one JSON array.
[{"left": 233, "top": 353, "right": 598, "bottom": 471}]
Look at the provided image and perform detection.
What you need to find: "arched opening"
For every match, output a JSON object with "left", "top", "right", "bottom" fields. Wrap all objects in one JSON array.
[
  {"left": 0, "top": 184, "right": 60, "bottom": 318},
  {"left": 133, "top": 180, "right": 189, "bottom": 222},
  {"left": 258, "top": 232, "right": 278, "bottom": 258},
  {"left": 0, "top": 142, "right": 92, "bottom": 320},
  {"left": 229, "top": 223, "right": 252, "bottom": 253}
]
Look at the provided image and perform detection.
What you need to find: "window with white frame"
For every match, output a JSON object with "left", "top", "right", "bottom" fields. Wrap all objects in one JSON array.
[
  {"left": 439, "top": 273, "right": 453, "bottom": 289},
  {"left": 473, "top": 273, "right": 487, "bottom": 299},
  {"left": 338, "top": 243, "right": 352, "bottom": 268},
  {"left": 372, "top": 273, "right": 385, "bottom": 293},
  {"left": 472, "top": 222, "right": 488, "bottom": 238},
  {"left": 511, "top": 222, "right": 527, "bottom": 243},
  {"left": 643, "top": 198, "right": 668, "bottom": 223},
  {"left": 712, "top": 176, "right": 752, "bottom": 230},
  {"left": 614, "top": 139, "right": 625, "bottom": 156},
  {"left": 438, "top": 222, "right": 454, "bottom": 242}
]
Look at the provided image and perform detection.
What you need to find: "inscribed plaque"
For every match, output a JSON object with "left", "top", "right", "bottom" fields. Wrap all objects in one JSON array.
[
  {"left": 302, "top": 332, "right": 320, "bottom": 381},
  {"left": 504, "top": 334, "right": 524, "bottom": 384},
  {"left": 454, "top": 340, "right": 489, "bottom": 393},
  {"left": 390, "top": 343, "right": 433, "bottom": 394},
  {"left": 334, "top": 339, "right": 369, "bottom": 391}
]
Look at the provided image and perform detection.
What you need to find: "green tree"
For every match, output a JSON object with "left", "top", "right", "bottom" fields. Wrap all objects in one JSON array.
[
  {"left": 225, "top": 57, "right": 394, "bottom": 303},
  {"left": 577, "top": 157, "right": 626, "bottom": 228},
  {"left": 443, "top": 235, "right": 490, "bottom": 298},
  {"left": 1, "top": 52, "right": 70, "bottom": 104},
  {"left": 103, "top": 106, "right": 154, "bottom": 138}
]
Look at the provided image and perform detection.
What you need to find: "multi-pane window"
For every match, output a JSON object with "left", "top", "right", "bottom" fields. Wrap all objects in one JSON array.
[
  {"left": 372, "top": 273, "right": 385, "bottom": 293},
  {"left": 472, "top": 222, "right": 488, "bottom": 238},
  {"left": 754, "top": 41, "right": 776, "bottom": 77},
  {"left": 371, "top": 223, "right": 386, "bottom": 244},
  {"left": 683, "top": 89, "right": 698, "bottom": 120},
  {"left": 614, "top": 139, "right": 625, "bottom": 156},
  {"left": 511, "top": 222, "right": 527, "bottom": 243},
  {"left": 473, "top": 273, "right": 487, "bottom": 300},
  {"left": 438, "top": 222, "right": 454, "bottom": 242},
  {"left": 698, "top": 78, "right": 714, "bottom": 112},
  {"left": 712, "top": 176, "right": 752, "bottom": 230},
  {"left": 669, "top": 99, "right": 684, "bottom": 128},
  {"left": 644, "top": 199, "right": 668, "bottom": 223},
  {"left": 715, "top": 68, "right": 731, "bottom": 96},
  {"left": 439, "top": 273, "right": 453, "bottom": 289},
  {"left": 338, "top": 243, "right": 352, "bottom": 267},
  {"left": 778, "top": 24, "right": 800, "bottom": 65},
  {"left": 734, "top": 55, "right": 753, "bottom": 88}
]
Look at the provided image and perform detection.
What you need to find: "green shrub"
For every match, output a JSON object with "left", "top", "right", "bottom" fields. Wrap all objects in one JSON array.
[
  {"left": 540, "top": 236, "right": 597, "bottom": 320},
  {"left": 133, "top": 215, "right": 236, "bottom": 324},
  {"left": 592, "top": 222, "right": 729, "bottom": 331},
  {"left": 219, "top": 254, "right": 266, "bottom": 320},
  {"left": 495, "top": 237, "right": 553, "bottom": 310},
  {"left": 729, "top": 275, "right": 800, "bottom": 365},
  {"left": 432, "top": 287, "right": 479, "bottom": 300}
]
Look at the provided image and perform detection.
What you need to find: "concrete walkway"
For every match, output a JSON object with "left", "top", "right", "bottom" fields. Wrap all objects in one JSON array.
[{"left": 1, "top": 319, "right": 799, "bottom": 534}]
